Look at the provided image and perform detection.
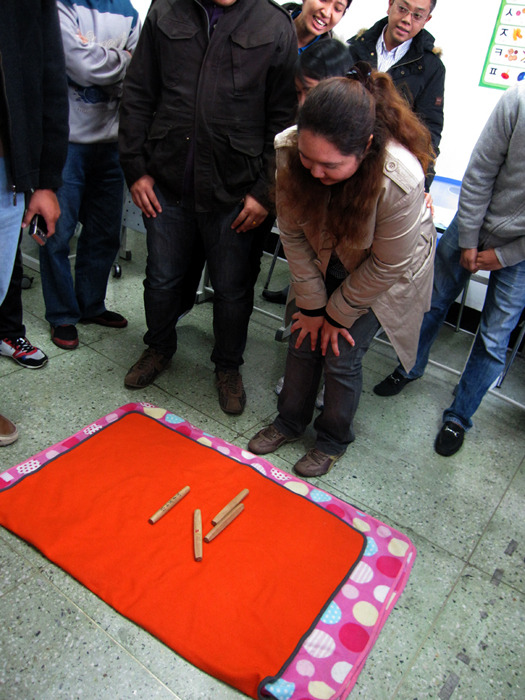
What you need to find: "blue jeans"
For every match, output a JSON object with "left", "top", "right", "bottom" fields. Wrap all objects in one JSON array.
[
  {"left": 399, "top": 214, "right": 525, "bottom": 429},
  {"left": 39, "top": 142, "right": 124, "bottom": 326},
  {"left": 143, "top": 188, "right": 259, "bottom": 370},
  {"left": 0, "top": 157, "right": 25, "bottom": 305},
  {"left": 275, "top": 309, "right": 381, "bottom": 455}
]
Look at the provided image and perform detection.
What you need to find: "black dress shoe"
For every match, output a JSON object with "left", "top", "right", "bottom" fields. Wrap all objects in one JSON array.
[
  {"left": 373, "top": 369, "right": 415, "bottom": 396},
  {"left": 262, "top": 286, "right": 289, "bottom": 304},
  {"left": 81, "top": 310, "right": 128, "bottom": 328},
  {"left": 435, "top": 421, "right": 465, "bottom": 456}
]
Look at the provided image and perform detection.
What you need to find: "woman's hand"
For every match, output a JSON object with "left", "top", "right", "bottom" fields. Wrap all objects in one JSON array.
[
  {"left": 320, "top": 318, "right": 355, "bottom": 357},
  {"left": 291, "top": 311, "right": 324, "bottom": 351},
  {"left": 424, "top": 191, "right": 434, "bottom": 218},
  {"left": 291, "top": 312, "right": 355, "bottom": 356}
]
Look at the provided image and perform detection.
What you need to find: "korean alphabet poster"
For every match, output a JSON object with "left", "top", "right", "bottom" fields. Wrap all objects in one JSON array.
[{"left": 481, "top": 1, "right": 525, "bottom": 88}]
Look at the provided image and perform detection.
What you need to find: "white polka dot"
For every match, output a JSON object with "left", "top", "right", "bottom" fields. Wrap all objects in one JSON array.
[
  {"left": 197, "top": 437, "right": 213, "bottom": 447},
  {"left": 373, "top": 585, "right": 390, "bottom": 603},
  {"left": 331, "top": 660, "right": 353, "bottom": 683},
  {"left": 296, "top": 659, "right": 315, "bottom": 677},
  {"left": 341, "top": 583, "right": 359, "bottom": 599},
  {"left": 350, "top": 561, "right": 374, "bottom": 584},
  {"left": 251, "top": 462, "right": 267, "bottom": 475},
  {"left": 304, "top": 630, "right": 336, "bottom": 659},
  {"left": 377, "top": 525, "right": 392, "bottom": 538}
]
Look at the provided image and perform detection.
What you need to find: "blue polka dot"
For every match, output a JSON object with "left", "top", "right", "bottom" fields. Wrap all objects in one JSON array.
[
  {"left": 165, "top": 413, "right": 184, "bottom": 424},
  {"left": 518, "top": 72, "right": 525, "bottom": 82},
  {"left": 310, "top": 489, "right": 332, "bottom": 503},
  {"left": 321, "top": 600, "right": 342, "bottom": 624},
  {"left": 264, "top": 679, "right": 295, "bottom": 700},
  {"left": 364, "top": 537, "right": 378, "bottom": 557}
]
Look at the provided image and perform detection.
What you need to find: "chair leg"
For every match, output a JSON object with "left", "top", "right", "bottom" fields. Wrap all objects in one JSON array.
[{"left": 263, "top": 236, "right": 283, "bottom": 291}]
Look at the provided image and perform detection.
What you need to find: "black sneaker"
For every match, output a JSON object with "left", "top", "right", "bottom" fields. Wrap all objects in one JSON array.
[
  {"left": 435, "top": 421, "right": 465, "bottom": 456},
  {"left": 373, "top": 369, "right": 415, "bottom": 396},
  {"left": 51, "top": 324, "right": 79, "bottom": 350}
]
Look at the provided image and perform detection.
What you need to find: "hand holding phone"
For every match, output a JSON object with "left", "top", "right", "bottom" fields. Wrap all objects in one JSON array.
[{"left": 28, "top": 214, "right": 48, "bottom": 246}]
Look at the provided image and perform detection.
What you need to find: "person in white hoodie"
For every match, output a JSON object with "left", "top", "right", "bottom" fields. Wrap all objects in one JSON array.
[
  {"left": 374, "top": 82, "right": 525, "bottom": 456},
  {"left": 39, "top": 0, "right": 140, "bottom": 350}
]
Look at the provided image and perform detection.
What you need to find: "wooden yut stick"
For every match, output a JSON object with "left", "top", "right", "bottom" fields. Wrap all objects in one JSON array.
[
  {"left": 194, "top": 509, "right": 203, "bottom": 562},
  {"left": 204, "top": 503, "right": 244, "bottom": 543},
  {"left": 211, "top": 488, "right": 249, "bottom": 525},
  {"left": 148, "top": 485, "right": 190, "bottom": 524}
]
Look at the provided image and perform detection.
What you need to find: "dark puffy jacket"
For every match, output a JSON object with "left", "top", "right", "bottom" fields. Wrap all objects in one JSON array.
[
  {"left": 119, "top": 0, "right": 297, "bottom": 212},
  {"left": 348, "top": 17, "right": 445, "bottom": 188},
  {"left": 0, "top": 0, "right": 69, "bottom": 195}
]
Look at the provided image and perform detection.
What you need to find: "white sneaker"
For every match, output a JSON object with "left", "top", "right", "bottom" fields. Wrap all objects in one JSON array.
[{"left": 0, "top": 337, "right": 48, "bottom": 369}]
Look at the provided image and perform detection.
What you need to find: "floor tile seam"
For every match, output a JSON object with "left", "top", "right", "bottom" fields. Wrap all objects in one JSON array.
[
  {"left": 0, "top": 567, "right": 39, "bottom": 601},
  {"left": 0, "top": 359, "right": 29, "bottom": 379},
  {"left": 461, "top": 560, "right": 525, "bottom": 597},
  {"left": 0, "top": 536, "right": 43, "bottom": 599},
  {"left": 27, "top": 572, "right": 184, "bottom": 699},
  {"left": 389, "top": 559, "right": 472, "bottom": 700},
  {"left": 465, "top": 458, "right": 525, "bottom": 574}
]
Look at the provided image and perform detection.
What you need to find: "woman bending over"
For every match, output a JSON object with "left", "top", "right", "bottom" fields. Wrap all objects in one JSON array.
[{"left": 249, "top": 66, "right": 436, "bottom": 477}]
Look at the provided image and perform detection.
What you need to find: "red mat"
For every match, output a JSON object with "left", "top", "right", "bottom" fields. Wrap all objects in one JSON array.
[{"left": 0, "top": 409, "right": 366, "bottom": 698}]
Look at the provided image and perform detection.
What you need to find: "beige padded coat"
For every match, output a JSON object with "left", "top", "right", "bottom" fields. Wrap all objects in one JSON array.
[{"left": 275, "top": 127, "right": 437, "bottom": 372}]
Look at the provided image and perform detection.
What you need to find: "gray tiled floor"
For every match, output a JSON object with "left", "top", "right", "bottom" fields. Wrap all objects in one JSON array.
[{"left": 1, "top": 229, "right": 524, "bottom": 699}]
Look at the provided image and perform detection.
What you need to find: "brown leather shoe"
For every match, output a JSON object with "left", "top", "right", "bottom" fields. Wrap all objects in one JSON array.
[
  {"left": 124, "top": 348, "right": 171, "bottom": 388},
  {"left": 216, "top": 370, "right": 246, "bottom": 415},
  {"left": 0, "top": 413, "right": 19, "bottom": 446},
  {"left": 293, "top": 448, "right": 343, "bottom": 478},
  {"left": 248, "top": 424, "right": 298, "bottom": 455}
]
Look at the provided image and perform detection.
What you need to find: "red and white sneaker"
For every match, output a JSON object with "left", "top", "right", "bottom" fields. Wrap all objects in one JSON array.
[{"left": 0, "top": 336, "right": 48, "bottom": 369}]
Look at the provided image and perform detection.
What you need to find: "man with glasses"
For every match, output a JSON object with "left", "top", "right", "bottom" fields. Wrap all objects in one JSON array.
[{"left": 347, "top": 0, "right": 444, "bottom": 189}]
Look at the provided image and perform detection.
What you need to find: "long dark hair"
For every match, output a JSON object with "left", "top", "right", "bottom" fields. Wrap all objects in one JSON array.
[
  {"left": 278, "top": 70, "right": 434, "bottom": 247},
  {"left": 295, "top": 38, "right": 353, "bottom": 85}
]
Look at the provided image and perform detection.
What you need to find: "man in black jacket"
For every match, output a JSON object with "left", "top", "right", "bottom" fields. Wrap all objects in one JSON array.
[
  {"left": 119, "top": 0, "right": 297, "bottom": 414},
  {"left": 347, "top": 0, "right": 444, "bottom": 190},
  {"left": 0, "top": 0, "right": 69, "bottom": 446}
]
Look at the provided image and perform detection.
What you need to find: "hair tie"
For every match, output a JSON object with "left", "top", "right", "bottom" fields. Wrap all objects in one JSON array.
[{"left": 346, "top": 61, "right": 373, "bottom": 91}]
